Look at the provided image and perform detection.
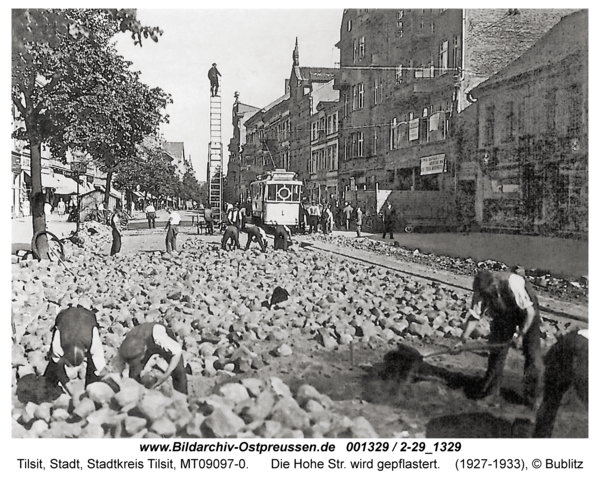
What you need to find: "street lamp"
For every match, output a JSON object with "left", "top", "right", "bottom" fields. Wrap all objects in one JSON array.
[{"left": 71, "top": 161, "right": 88, "bottom": 233}]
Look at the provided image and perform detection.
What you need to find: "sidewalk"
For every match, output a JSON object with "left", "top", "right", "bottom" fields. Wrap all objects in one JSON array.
[{"left": 333, "top": 229, "right": 588, "bottom": 281}]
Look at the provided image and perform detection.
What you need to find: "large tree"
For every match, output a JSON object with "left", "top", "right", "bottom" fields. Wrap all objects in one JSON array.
[{"left": 12, "top": 9, "right": 166, "bottom": 258}]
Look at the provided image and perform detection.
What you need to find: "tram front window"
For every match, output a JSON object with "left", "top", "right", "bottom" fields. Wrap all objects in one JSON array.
[{"left": 266, "top": 183, "right": 299, "bottom": 202}]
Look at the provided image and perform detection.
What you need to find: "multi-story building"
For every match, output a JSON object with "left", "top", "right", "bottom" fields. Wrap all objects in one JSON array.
[
  {"left": 308, "top": 89, "right": 340, "bottom": 203},
  {"left": 238, "top": 39, "right": 337, "bottom": 202},
  {"left": 225, "top": 92, "right": 260, "bottom": 204},
  {"left": 288, "top": 39, "right": 338, "bottom": 184},
  {"left": 241, "top": 91, "right": 291, "bottom": 201},
  {"left": 334, "top": 8, "right": 579, "bottom": 228},
  {"left": 466, "top": 10, "right": 587, "bottom": 237}
]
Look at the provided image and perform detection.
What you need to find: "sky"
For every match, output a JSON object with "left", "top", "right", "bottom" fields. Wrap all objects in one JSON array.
[{"left": 115, "top": 8, "right": 344, "bottom": 182}]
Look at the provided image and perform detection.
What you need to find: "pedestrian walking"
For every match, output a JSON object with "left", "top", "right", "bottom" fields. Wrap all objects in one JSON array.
[
  {"left": 145, "top": 203, "right": 156, "bottom": 229},
  {"left": 307, "top": 202, "right": 319, "bottom": 234},
  {"left": 453, "top": 269, "right": 543, "bottom": 408},
  {"left": 165, "top": 207, "right": 180, "bottom": 254},
  {"left": 343, "top": 202, "right": 354, "bottom": 230},
  {"left": 355, "top": 206, "right": 363, "bottom": 237},
  {"left": 380, "top": 200, "right": 396, "bottom": 239},
  {"left": 110, "top": 206, "right": 122, "bottom": 256},
  {"left": 208, "top": 63, "right": 221, "bottom": 97},
  {"left": 532, "top": 329, "right": 588, "bottom": 437},
  {"left": 221, "top": 224, "right": 241, "bottom": 250},
  {"left": 204, "top": 205, "right": 214, "bottom": 234},
  {"left": 244, "top": 224, "right": 268, "bottom": 252},
  {"left": 274, "top": 224, "right": 292, "bottom": 251},
  {"left": 43, "top": 307, "right": 107, "bottom": 396},
  {"left": 114, "top": 322, "right": 188, "bottom": 394},
  {"left": 57, "top": 199, "right": 66, "bottom": 217},
  {"left": 321, "top": 205, "right": 334, "bottom": 234}
]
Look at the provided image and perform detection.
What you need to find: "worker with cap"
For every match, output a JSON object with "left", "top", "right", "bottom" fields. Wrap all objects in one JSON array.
[
  {"left": 454, "top": 269, "right": 543, "bottom": 408},
  {"left": 208, "top": 63, "right": 221, "bottom": 97},
  {"left": 114, "top": 322, "right": 188, "bottom": 394},
  {"left": 43, "top": 306, "right": 107, "bottom": 395}
]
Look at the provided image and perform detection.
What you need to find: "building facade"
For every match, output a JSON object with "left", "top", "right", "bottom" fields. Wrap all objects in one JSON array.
[
  {"left": 334, "top": 8, "right": 579, "bottom": 228},
  {"left": 467, "top": 10, "right": 588, "bottom": 237},
  {"left": 308, "top": 95, "right": 340, "bottom": 203},
  {"left": 225, "top": 92, "right": 260, "bottom": 204}
]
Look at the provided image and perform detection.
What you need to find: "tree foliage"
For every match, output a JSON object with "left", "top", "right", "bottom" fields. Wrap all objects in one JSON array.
[{"left": 12, "top": 9, "right": 167, "bottom": 258}]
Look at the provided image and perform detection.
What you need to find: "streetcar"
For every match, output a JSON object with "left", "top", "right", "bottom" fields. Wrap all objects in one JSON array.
[{"left": 249, "top": 170, "right": 303, "bottom": 228}]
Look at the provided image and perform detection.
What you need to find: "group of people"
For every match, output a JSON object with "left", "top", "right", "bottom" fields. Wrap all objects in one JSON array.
[
  {"left": 40, "top": 264, "right": 587, "bottom": 438},
  {"left": 44, "top": 306, "right": 188, "bottom": 397}
]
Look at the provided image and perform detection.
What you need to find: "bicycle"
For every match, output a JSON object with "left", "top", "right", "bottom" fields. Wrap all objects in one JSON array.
[{"left": 31, "top": 230, "right": 66, "bottom": 262}]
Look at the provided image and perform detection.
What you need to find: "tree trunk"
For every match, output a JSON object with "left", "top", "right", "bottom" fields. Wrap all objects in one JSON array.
[
  {"left": 104, "top": 169, "right": 113, "bottom": 209},
  {"left": 29, "top": 139, "right": 49, "bottom": 259}
]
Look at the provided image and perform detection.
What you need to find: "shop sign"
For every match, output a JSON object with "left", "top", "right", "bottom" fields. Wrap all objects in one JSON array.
[
  {"left": 420, "top": 153, "right": 446, "bottom": 175},
  {"left": 12, "top": 154, "right": 22, "bottom": 173}
]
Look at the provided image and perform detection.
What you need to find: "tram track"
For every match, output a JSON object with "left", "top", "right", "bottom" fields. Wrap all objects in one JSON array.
[{"left": 298, "top": 239, "right": 588, "bottom": 327}]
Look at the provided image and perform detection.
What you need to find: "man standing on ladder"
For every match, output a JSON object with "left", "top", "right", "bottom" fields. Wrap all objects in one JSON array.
[{"left": 208, "top": 63, "right": 221, "bottom": 97}]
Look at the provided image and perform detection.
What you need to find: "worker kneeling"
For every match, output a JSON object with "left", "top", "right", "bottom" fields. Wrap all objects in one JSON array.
[
  {"left": 44, "top": 306, "right": 107, "bottom": 396},
  {"left": 114, "top": 322, "right": 188, "bottom": 394}
]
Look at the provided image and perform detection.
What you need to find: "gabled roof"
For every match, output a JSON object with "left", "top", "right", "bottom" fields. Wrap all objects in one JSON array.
[
  {"left": 162, "top": 141, "right": 185, "bottom": 160},
  {"left": 472, "top": 10, "right": 587, "bottom": 94},
  {"left": 236, "top": 102, "right": 260, "bottom": 114},
  {"left": 246, "top": 93, "right": 291, "bottom": 125}
]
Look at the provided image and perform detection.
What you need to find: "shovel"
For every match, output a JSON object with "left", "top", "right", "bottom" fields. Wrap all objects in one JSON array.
[{"left": 381, "top": 341, "right": 512, "bottom": 381}]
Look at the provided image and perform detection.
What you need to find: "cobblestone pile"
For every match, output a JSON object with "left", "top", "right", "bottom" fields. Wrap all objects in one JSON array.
[{"left": 11, "top": 235, "right": 579, "bottom": 438}]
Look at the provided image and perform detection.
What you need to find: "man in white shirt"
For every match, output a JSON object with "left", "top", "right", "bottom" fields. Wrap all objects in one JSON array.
[
  {"left": 44, "top": 307, "right": 107, "bottom": 396},
  {"left": 114, "top": 322, "right": 187, "bottom": 394},
  {"left": 165, "top": 207, "right": 181, "bottom": 253},
  {"left": 454, "top": 269, "right": 543, "bottom": 408},
  {"left": 145, "top": 203, "right": 156, "bottom": 229}
]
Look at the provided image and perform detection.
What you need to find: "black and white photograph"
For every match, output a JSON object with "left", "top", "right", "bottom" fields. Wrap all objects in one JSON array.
[{"left": 8, "top": 3, "right": 594, "bottom": 477}]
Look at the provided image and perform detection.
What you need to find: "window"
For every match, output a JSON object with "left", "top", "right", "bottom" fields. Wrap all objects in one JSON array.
[
  {"left": 373, "top": 78, "right": 379, "bottom": 104},
  {"left": 359, "top": 37, "right": 365, "bottom": 58},
  {"left": 358, "top": 83, "right": 364, "bottom": 109},
  {"left": 352, "top": 85, "right": 358, "bottom": 111},
  {"left": 453, "top": 36, "right": 460, "bottom": 69},
  {"left": 353, "top": 39, "right": 357, "bottom": 63},
  {"left": 373, "top": 130, "right": 378, "bottom": 155},
  {"left": 439, "top": 40, "right": 448, "bottom": 71},
  {"left": 357, "top": 132, "right": 364, "bottom": 157},
  {"left": 545, "top": 90, "right": 557, "bottom": 132},
  {"left": 347, "top": 19, "right": 352, "bottom": 31},
  {"left": 506, "top": 101, "right": 515, "bottom": 140},
  {"left": 396, "top": 64, "right": 403, "bottom": 83},
  {"left": 485, "top": 105, "right": 495, "bottom": 146},
  {"left": 397, "top": 10, "right": 404, "bottom": 19},
  {"left": 343, "top": 94, "right": 349, "bottom": 118},
  {"left": 390, "top": 118, "right": 398, "bottom": 150}
]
